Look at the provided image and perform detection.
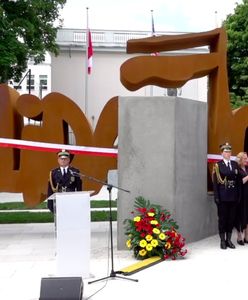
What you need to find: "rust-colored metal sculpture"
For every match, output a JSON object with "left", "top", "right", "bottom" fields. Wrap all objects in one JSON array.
[
  {"left": 0, "top": 84, "right": 118, "bottom": 207},
  {"left": 1, "top": 27, "right": 248, "bottom": 206},
  {"left": 120, "top": 27, "right": 248, "bottom": 156}
]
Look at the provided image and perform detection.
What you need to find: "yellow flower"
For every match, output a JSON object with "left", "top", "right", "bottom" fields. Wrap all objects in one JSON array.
[
  {"left": 133, "top": 216, "right": 141, "bottom": 222},
  {"left": 139, "top": 239, "right": 147, "bottom": 248},
  {"left": 150, "top": 220, "right": 158, "bottom": 225},
  {"left": 126, "top": 239, "right": 132, "bottom": 248},
  {"left": 153, "top": 228, "right": 161, "bottom": 235},
  {"left": 151, "top": 239, "right": 158, "bottom": 247},
  {"left": 159, "top": 233, "right": 166, "bottom": 240},
  {"left": 165, "top": 242, "right": 171, "bottom": 249},
  {"left": 147, "top": 212, "right": 155, "bottom": 217},
  {"left": 146, "top": 243, "right": 153, "bottom": 251},
  {"left": 139, "top": 249, "right": 147, "bottom": 256},
  {"left": 145, "top": 234, "right": 153, "bottom": 242}
]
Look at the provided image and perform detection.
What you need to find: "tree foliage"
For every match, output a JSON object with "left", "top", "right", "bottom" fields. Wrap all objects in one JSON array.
[
  {"left": 224, "top": 0, "right": 248, "bottom": 107},
  {"left": 0, "top": 0, "right": 66, "bottom": 83}
]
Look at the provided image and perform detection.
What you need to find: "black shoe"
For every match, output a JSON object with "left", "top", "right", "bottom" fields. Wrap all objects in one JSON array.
[
  {"left": 244, "top": 239, "right": 248, "bottom": 244},
  {"left": 226, "top": 240, "right": 236, "bottom": 249},
  {"left": 237, "top": 240, "right": 245, "bottom": 246},
  {"left": 220, "top": 240, "right": 227, "bottom": 249}
]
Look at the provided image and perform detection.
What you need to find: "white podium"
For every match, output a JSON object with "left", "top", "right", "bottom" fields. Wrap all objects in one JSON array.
[{"left": 55, "top": 191, "right": 91, "bottom": 278}]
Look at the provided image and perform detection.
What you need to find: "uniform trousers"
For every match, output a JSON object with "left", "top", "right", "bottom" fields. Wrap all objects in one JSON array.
[{"left": 217, "top": 201, "right": 237, "bottom": 234}]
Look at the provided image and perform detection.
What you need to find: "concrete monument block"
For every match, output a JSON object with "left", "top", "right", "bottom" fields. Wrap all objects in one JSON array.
[{"left": 117, "top": 96, "right": 217, "bottom": 249}]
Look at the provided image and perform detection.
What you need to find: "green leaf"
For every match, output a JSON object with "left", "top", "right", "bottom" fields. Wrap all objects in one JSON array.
[
  {"left": 224, "top": 0, "right": 248, "bottom": 107},
  {"left": 0, "top": 0, "right": 66, "bottom": 83}
]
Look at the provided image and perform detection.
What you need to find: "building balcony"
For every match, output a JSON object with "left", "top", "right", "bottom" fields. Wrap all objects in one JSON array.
[{"left": 56, "top": 28, "right": 208, "bottom": 54}]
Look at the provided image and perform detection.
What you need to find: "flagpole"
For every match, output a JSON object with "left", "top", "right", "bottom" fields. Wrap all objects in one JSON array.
[
  {"left": 150, "top": 9, "right": 154, "bottom": 96},
  {"left": 214, "top": 10, "right": 218, "bottom": 27},
  {"left": 85, "top": 7, "right": 89, "bottom": 117}
]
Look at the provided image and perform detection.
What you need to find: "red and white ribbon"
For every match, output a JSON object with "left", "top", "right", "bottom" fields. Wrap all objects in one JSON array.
[
  {"left": 0, "top": 138, "right": 237, "bottom": 162},
  {"left": 207, "top": 154, "right": 236, "bottom": 163},
  {"left": 0, "top": 138, "right": 117, "bottom": 158}
]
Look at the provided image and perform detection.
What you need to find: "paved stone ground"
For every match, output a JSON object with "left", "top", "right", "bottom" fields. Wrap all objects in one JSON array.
[{"left": 0, "top": 222, "right": 248, "bottom": 300}]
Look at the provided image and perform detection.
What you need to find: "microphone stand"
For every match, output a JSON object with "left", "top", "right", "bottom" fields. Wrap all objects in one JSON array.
[{"left": 72, "top": 171, "right": 138, "bottom": 284}]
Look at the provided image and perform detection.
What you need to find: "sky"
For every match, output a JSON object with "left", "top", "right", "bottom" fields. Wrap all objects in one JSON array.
[{"left": 59, "top": 0, "right": 243, "bottom": 33}]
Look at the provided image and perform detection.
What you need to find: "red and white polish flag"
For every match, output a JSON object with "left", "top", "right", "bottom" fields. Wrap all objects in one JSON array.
[{"left": 88, "top": 29, "right": 93, "bottom": 74}]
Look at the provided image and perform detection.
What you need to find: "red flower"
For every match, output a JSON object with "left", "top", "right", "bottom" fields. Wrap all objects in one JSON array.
[
  {"left": 180, "top": 249, "right": 187, "bottom": 256},
  {"left": 160, "top": 213, "right": 165, "bottom": 222},
  {"left": 125, "top": 197, "right": 187, "bottom": 260},
  {"left": 137, "top": 207, "right": 147, "bottom": 213}
]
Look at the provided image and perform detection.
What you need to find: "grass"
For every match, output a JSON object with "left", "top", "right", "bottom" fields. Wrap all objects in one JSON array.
[
  {"left": 0, "top": 212, "right": 54, "bottom": 223},
  {"left": 0, "top": 200, "right": 117, "bottom": 223},
  {"left": 0, "top": 200, "right": 117, "bottom": 210},
  {"left": 0, "top": 211, "right": 117, "bottom": 224},
  {"left": 91, "top": 210, "right": 117, "bottom": 222}
]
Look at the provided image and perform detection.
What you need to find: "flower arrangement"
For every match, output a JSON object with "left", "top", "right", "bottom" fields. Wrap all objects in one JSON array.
[{"left": 124, "top": 196, "right": 187, "bottom": 260}]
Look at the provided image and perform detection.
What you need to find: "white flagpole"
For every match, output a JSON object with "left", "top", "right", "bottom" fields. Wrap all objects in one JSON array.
[
  {"left": 150, "top": 9, "right": 154, "bottom": 96},
  {"left": 84, "top": 7, "right": 89, "bottom": 117},
  {"left": 214, "top": 10, "right": 218, "bottom": 27}
]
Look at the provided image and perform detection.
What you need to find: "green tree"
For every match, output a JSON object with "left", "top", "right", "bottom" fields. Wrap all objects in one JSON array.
[
  {"left": 224, "top": 0, "right": 248, "bottom": 107},
  {"left": 0, "top": 0, "right": 66, "bottom": 83}
]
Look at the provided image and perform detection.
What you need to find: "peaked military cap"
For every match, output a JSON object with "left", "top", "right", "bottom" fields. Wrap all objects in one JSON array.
[
  {"left": 220, "top": 142, "right": 232, "bottom": 152},
  {"left": 57, "top": 149, "right": 70, "bottom": 158}
]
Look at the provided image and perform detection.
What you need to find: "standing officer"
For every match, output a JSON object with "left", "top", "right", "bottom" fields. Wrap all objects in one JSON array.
[
  {"left": 212, "top": 142, "right": 241, "bottom": 249},
  {"left": 47, "top": 149, "right": 82, "bottom": 213}
]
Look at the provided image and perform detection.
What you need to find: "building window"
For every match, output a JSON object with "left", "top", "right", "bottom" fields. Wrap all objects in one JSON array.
[
  {"left": 14, "top": 84, "right": 22, "bottom": 90},
  {"left": 26, "top": 75, "right": 35, "bottom": 90},
  {"left": 39, "top": 75, "right": 48, "bottom": 90},
  {"left": 9, "top": 80, "right": 22, "bottom": 90}
]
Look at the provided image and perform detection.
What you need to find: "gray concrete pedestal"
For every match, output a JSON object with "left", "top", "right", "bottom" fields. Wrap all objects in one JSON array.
[{"left": 117, "top": 96, "right": 217, "bottom": 249}]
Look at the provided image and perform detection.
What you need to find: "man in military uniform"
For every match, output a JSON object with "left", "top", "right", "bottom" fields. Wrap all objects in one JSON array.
[
  {"left": 47, "top": 149, "right": 82, "bottom": 213},
  {"left": 213, "top": 142, "right": 241, "bottom": 249}
]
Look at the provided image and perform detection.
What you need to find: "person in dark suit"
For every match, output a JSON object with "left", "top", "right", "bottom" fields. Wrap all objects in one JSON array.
[
  {"left": 235, "top": 152, "right": 248, "bottom": 245},
  {"left": 212, "top": 142, "right": 241, "bottom": 249},
  {"left": 47, "top": 149, "right": 82, "bottom": 213}
]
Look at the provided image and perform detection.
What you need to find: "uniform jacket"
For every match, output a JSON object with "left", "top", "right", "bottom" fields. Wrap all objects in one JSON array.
[
  {"left": 213, "top": 160, "right": 241, "bottom": 202},
  {"left": 47, "top": 166, "right": 82, "bottom": 197}
]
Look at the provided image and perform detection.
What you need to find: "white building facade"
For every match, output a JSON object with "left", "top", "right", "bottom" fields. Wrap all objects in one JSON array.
[
  {"left": 51, "top": 28, "right": 208, "bottom": 128},
  {"left": 8, "top": 28, "right": 208, "bottom": 129},
  {"left": 9, "top": 53, "right": 51, "bottom": 99}
]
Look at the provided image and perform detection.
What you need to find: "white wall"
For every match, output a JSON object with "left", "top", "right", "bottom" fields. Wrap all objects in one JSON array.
[{"left": 51, "top": 50, "right": 208, "bottom": 128}]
